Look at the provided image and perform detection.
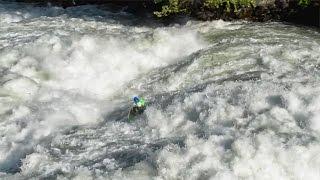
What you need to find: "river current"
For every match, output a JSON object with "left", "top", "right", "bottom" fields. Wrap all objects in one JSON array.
[{"left": 0, "top": 1, "right": 320, "bottom": 179}]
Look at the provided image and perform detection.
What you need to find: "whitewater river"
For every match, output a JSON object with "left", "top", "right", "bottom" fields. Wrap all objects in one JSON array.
[{"left": 0, "top": 1, "right": 320, "bottom": 179}]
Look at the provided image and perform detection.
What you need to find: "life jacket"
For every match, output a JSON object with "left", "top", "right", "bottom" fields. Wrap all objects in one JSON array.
[{"left": 133, "top": 96, "right": 145, "bottom": 107}]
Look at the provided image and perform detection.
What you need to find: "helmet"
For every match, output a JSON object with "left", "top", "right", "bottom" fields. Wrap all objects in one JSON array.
[{"left": 133, "top": 96, "right": 140, "bottom": 104}]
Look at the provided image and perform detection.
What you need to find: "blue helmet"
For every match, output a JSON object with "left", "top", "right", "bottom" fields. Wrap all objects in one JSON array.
[{"left": 133, "top": 96, "right": 140, "bottom": 104}]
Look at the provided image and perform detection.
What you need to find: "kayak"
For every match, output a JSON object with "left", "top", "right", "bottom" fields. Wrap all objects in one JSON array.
[{"left": 128, "top": 105, "right": 146, "bottom": 121}]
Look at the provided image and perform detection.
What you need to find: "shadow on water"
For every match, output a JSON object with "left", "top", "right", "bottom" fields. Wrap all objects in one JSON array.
[
  {"left": 80, "top": 137, "right": 185, "bottom": 170},
  {"left": 39, "top": 136, "right": 186, "bottom": 179},
  {"left": 103, "top": 104, "right": 132, "bottom": 122}
]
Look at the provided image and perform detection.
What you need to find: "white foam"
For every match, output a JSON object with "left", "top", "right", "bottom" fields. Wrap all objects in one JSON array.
[
  {"left": 0, "top": 2, "right": 207, "bottom": 177},
  {"left": 1, "top": 1, "right": 320, "bottom": 179},
  {"left": 3, "top": 78, "right": 39, "bottom": 101}
]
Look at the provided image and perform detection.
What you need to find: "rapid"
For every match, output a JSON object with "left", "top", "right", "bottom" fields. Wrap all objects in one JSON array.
[{"left": 0, "top": 1, "right": 320, "bottom": 179}]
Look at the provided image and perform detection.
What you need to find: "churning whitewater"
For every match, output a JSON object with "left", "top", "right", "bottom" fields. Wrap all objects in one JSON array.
[{"left": 1, "top": 1, "right": 320, "bottom": 179}]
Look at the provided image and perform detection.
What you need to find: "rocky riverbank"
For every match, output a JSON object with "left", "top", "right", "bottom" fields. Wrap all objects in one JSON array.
[
  {"left": 13, "top": 0, "right": 320, "bottom": 26},
  {"left": 193, "top": 0, "right": 319, "bottom": 27}
]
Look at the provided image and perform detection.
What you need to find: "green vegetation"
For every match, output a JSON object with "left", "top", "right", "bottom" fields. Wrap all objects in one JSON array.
[
  {"left": 298, "top": 0, "right": 311, "bottom": 7},
  {"left": 154, "top": 0, "right": 255, "bottom": 17},
  {"left": 204, "top": 0, "right": 255, "bottom": 12},
  {"left": 154, "top": 0, "right": 188, "bottom": 17},
  {"left": 154, "top": 0, "right": 311, "bottom": 17}
]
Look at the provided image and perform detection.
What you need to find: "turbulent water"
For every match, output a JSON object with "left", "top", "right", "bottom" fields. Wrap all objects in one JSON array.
[{"left": 0, "top": 1, "right": 320, "bottom": 179}]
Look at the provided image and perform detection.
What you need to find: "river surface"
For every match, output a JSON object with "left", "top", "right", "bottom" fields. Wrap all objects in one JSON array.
[{"left": 1, "top": 1, "right": 320, "bottom": 179}]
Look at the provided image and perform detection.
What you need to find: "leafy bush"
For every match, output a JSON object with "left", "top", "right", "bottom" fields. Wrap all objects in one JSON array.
[
  {"left": 205, "top": 0, "right": 255, "bottom": 12},
  {"left": 154, "top": 0, "right": 311, "bottom": 17},
  {"left": 154, "top": 0, "right": 187, "bottom": 17},
  {"left": 298, "top": 0, "right": 310, "bottom": 7}
]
